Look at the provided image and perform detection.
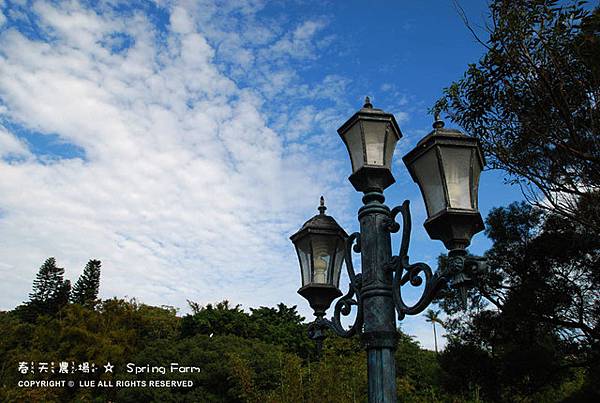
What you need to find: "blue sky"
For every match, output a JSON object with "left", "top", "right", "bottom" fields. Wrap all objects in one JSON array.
[{"left": 0, "top": 0, "right": 524, "bottom": 350}]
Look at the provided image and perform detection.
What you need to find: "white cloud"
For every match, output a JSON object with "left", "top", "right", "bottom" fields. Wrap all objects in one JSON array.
[
  {"left": 394, "top": 111, "right": 410, "bottom": 124},
  {"left": 170, "top": 6, "right": 195, "bottom": 34},
  {"left": 269, "top": 19, "right": 327, "bottom": 61},
  {"left": 0, "top": 1, "right": 458, "bottom": 353},
  {"left": 0, "top": 0, "right": 353, "bottom": 314},
  {"left": 0, "top": 126, "right": 30, "bottom": 158}
]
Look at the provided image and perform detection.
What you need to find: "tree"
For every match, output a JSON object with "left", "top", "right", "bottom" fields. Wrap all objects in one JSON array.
[
  {"left": 435, "top": 0, "right": 600, "bottom": 231},
  {"left": 424, "top": 309, "right": 444, "bottom": 353},
  {"left": 439, "top": 340, "right": 496, "bottom": 401},
  {"left": 181, "top": 300, "right": 314, "bottom": 358},
  {"left": 71, "top": 259, "right": 101, "bottom": 308},
  {"left": 437, "top": 201, "right": 600, "bottom": 399},
  {"left": 435, "top": 3, "right": 600, "bottom": 391},
  {"left": 24, "top": 257, "right": 71, "bottom": 319},
  {"left": 394, "top": 331, "right": 445, "bottom": 400},
  {"left": 1, "top": 292, "right": 479, "bottom": 402},
  {"left": 180, "top": 300, "right": 253, "bottom": 339},
  {"left": 249, "top": 303, "right": 313, "bottom": 357}
]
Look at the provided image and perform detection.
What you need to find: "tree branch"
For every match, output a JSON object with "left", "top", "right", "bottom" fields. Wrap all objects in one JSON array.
[{"left": 452, "top": 0, "right": 492, "bottom": 50}]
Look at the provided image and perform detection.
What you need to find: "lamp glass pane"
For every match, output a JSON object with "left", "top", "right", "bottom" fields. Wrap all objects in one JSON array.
[
  {"left": 384, "top": 125, "right": 398, "bottom": 168},
  {"left": 295, "top": 237, "right": 312, "bottom": 287},
  {"left": 362, "top": 120, "right": 387, "bottom": 166},
  {"left": 412, "top": 148, "right": 446, "bottom": 217},
  {"left": 331, "top": 238, "right": 345, "bottom": 288},
  {"left": 310, "top": 235, "right": 337, "bottom": 285},
  {"left": 472, "top": 152, "right": 482, "bottom": 209},
  {"left": 440, "top": 146, "right": 473, "bottom": 210},
  {"left": 344, "top": 124, "right": 364, "bottom": 172}
]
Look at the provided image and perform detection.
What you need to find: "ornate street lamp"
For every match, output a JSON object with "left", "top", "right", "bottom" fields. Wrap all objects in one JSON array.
[
  {"left": 290, "top": 196, "right": 347, "bottom": 319},
  {"left": 402, "top": 113, "right": 485, "bottom": 251},
  {"left": 402, "top": 113, "right": 486, "bottom": 302},
  {"left": 290, "top": 99, "right": 487, "bottom": 403},
  {"left": 338, "top": 97, "right": 402, "bottom": 192}
]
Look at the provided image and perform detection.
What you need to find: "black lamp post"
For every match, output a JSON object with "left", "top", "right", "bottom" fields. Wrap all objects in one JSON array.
[{"left": 290, "top": 99, "right": 487, "bottom": 403}]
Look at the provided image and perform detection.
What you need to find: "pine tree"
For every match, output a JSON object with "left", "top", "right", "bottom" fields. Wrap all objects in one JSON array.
[
  {"left": 56, "top": 279, "right": 71, "bottom": 308},
  {"left": 27, "top": 257, "right": 71, "bottom": 317},
  {"left": 71, "top": 259, "right": 101, "bottom": 308}
]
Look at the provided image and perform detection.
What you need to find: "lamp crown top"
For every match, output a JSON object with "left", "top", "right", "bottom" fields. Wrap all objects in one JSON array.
[
  {"left": 290, "top": 195, "right": 348, "bottom": 242},
  {"left": 433, "top": 112, "right": 445, "bottom": 129},
  {"left": 363, "top": 96, "right": 373, "bottom": 109},
  {"left": 318, "top": 196, "right": 327, "bottom": 215}
]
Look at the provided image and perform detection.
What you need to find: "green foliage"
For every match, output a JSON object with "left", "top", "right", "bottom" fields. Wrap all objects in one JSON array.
[
  {"left": 71, "top": 259, "right": 101, "bottom": 308},
  {"left": 438, "top": 201, "right": 600, "bottom": 401},
  {"left": 435, "top": 7, "right": 600, "bottom": 396},
  {"left": 249, "top": 303, "right": 313, "bottom": 357},
  {"left": 302, "top": 337, "right": 367, "bottom": 403},
  {"left": 180, "top": 300, "right": 252, "bottom": 339},
  {"left": 180, "top": 300, "right": 313, "bottom": 359},
  {"left": 439, "top": 340, "right": 496, "bottom": 401},
  {"left": 395, "top": 332, "right": 444, "bottom": 402},
  {"left": 3, "top": 290, "right": 458, "bottom": 403},
  {"left": 5, "top": 236, "right": 595, "bottom": 403}
]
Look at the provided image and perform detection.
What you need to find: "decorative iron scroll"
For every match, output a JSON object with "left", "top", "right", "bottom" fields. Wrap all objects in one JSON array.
[{"left": 384, "top": 200, "right": 449, "bottom": 320}]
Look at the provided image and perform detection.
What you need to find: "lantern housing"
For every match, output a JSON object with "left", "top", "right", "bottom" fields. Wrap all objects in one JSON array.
[
  {"left": 337, "top": 97, "right": 402, "bottom": 192},
  {"left": 290, "top": 197, "right": 348, "bottom": 317},
  {"left": 402, "top": 117, "right": 485, "bottom": 250}
]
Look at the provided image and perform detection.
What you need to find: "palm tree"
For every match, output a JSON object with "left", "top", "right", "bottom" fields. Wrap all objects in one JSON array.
[{"left": 424, "top": 309, "right": 444, "bottom": 353}]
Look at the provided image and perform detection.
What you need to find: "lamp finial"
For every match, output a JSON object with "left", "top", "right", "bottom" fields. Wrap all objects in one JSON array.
[
  {"left": 363, "top": 96, "right": 373, "bottom": 109},
  {"left": 318, "top": 196, "right": 327, "bottom": 215},
  {"left": 433, "top": 112, "right": 445, "bottom": 129}
]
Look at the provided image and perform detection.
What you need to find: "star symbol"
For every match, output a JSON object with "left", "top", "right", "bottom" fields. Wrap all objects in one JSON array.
[{"left": 104, "top": 362, "right": 114, "bottom": 373}]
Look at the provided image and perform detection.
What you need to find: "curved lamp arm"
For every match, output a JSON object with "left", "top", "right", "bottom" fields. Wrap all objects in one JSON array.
[{"left": 384, "top": 200, "right": 448, "bottom": 320}]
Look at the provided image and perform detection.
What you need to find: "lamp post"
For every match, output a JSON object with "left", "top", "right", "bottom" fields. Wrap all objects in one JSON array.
[{"left": 290, "top": 99, "right": 487, "bottom": 403}]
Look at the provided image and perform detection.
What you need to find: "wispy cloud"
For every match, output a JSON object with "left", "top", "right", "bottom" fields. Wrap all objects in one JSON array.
[
  {"left": 0, "top": 126, "right": 30, "bottom": 158},
  {"left": 0, "top": 0, "right": 501, "bottom": 352},
  {"left": 0, "top": 0, "right": 354, "bottom": 312}
]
